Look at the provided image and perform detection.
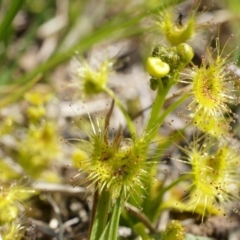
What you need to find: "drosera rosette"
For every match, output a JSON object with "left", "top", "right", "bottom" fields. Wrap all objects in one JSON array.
[
  {"left": 183, "top": 34, "right": 240, "bottom": 137},
  {"left": 71, "top": 101, "right": 152, "bottom": 201},
  {"left": 155, "top": 0, "right": 203, "bottom": 46},
  {"left": 173, "top": 136, "right": 240, "bottom": 222}
]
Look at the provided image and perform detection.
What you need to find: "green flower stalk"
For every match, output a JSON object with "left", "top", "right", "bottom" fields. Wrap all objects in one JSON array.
[
  {"left": 185, "top": 36, "right": 240, "bottom": 136},
  {"left": 176, "top": 137, "right": 240, "bottom": 220}
]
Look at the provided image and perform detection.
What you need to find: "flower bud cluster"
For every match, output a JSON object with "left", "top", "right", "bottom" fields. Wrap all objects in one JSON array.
[{"left": 146, "top": 43, "right": 193, "bottom": 90}]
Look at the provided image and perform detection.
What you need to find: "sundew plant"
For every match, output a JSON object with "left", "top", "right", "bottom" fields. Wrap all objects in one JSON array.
[
  {"left": 71, "top": 2, "right": 240, "bottom": 240},
  {"left": 1, "top": 0, "right": 240, "bottom": 239}
]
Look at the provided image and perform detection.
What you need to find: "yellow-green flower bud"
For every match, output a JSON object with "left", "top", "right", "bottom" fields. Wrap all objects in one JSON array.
[
  {"left": 150, "top": 78, "right": 158, "bottom": 91},
  {"left": 176, "top": 43, "right": 194, "bottom": 64},
  {"left": 146, "top": 57, "right": 170, "bottom": 78}
]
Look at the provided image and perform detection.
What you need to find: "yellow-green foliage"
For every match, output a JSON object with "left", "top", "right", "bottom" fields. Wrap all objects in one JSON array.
[
  {"left": 0, "top": 222, "right": 24, "bottom": 240},
  {"left": 18, "top": 121, "right": 60, "bottom": 179},
  {"left": 0, "top": 185, "right": 34, "bottom": 225},
  {"left": 24, "top": 87, "right": 52, "bottom": 121},
  {"left": 179, "top": 138, "right": 240, "bottom": 220}
]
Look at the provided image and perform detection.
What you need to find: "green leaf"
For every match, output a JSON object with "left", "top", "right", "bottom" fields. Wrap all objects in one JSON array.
[
  {"left": 106, "top": 192, "right": 123, "bottom": 240},
  {"left": 90, "top": 191, "right": 111, "bottom": 240},
  {"left": 99, "top": 222, "right": 110, "bottom": 240},
  {"left": 0, "top": 0, "right": 26, "bottom": 43}
]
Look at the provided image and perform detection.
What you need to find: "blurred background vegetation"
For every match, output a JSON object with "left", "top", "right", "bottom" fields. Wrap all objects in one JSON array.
[{"left": 1, "top": 0, "right": 240, "bottom": 239}]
